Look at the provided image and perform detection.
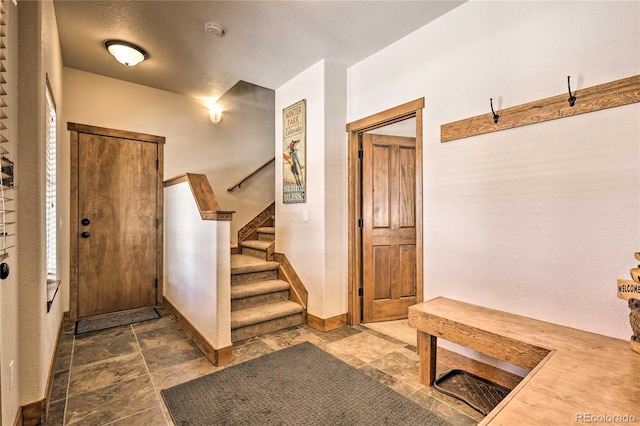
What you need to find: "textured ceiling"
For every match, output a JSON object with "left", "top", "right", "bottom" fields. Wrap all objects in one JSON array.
[{"left": 53, "top": 1, "right": 464, "bottom": 101}]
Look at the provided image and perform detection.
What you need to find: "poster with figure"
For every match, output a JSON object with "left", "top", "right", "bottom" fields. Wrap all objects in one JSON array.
[{"left": 282, "top": 99, "right": 306, "bottom": 203}]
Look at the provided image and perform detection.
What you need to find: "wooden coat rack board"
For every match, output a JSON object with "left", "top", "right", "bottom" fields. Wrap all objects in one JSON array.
[{"left": 441, "top": 74, "right": 640, "bottom": 143}]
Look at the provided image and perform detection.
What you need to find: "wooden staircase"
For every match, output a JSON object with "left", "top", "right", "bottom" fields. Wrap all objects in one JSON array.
[{"left": 231, "top": 224, "right": 305, "bottom": 342}]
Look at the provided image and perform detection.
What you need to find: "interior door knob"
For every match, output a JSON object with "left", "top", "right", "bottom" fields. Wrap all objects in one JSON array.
[
  {"left": 81, "top": 218, "right": 90, "bottom": 226},
  {"left": 81, "top": 231, "right": 90, "bottom": 238}
]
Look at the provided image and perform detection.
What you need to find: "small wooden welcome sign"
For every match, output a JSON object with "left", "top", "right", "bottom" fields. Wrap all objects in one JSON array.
[{"left": 618, "top": 252, "right": 640, "bottom": 354}]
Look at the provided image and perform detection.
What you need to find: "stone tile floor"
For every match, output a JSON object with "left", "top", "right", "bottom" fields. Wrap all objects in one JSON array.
[{"left": 43, "top": 307, "right": 481, "bottom": 425}]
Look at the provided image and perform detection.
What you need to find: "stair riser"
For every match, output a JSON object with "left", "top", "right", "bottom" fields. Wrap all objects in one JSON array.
[
  {"left": 241, "top": 246, "right": 269, "bottom": 261},
  {"left": 231, "top": 313, "right": 303, "bottom": 342},
  {"left": 232, "top": 291, "right": 290, "bottom": 311},
  {"left": 257, "top": 233, "right": 275, "bottom": 242},
  {"left": 231, "top": 269, "right": 278, "bottom": 285}
]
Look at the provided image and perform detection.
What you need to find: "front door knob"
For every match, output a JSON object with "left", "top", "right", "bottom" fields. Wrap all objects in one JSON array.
[
  {"left": 81, "top": 218, "right": 90, "bottom": 226},
  {"left": 81, "top": 231, "right": 90, "bottom": 238}
]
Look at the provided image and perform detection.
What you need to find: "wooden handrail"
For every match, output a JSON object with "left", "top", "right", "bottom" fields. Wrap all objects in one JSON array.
[
  {"left": 164, "top": 173, "right": 234, "bottom": 221},
  {"left": 227, "top": 157, "right": 275, "bottom": 192}
]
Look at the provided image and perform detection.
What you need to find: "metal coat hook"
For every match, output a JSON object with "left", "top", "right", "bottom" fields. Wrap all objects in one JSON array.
[
  {"left": 490, "top": 98, "right": 499, "bottom": 124},
  {"left": 567, "top": 76, "right": 577, "bottom": 107}
]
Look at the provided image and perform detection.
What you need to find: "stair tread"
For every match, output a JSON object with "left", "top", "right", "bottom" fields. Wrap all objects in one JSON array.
[
  {"left": 240, "top": 239, "right": 273, "bottom": 250},
  {"left": 257, "top": 227, "right": 275, "bottom": 234},
  {"left": 231, "top": 279, "right": 290, "bottom": 299},
  {"left": 231, "top": 301, "right": 304, "bottom": 329},
  {"left": 231, "top": 254, "right": 279, "bottom": 275}
]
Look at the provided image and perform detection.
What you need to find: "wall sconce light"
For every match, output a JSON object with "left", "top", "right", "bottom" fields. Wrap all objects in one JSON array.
[
  {"left": 104, "top": 40, "right": 147, "bottom": 66},
  {"left": 209, "top": 104, "right": 223, "bottom": 124}
]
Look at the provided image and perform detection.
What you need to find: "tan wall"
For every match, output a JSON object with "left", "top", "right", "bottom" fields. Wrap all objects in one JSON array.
[
  {"left": 16, "top": 0, "right": 65, "bottom": 413},
  {"left": 0, "top": 2, "right": 20, "bottom": 424}
]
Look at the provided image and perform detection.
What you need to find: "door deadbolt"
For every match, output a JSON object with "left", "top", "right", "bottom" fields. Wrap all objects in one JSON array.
[
  {"left": 81, "top": 218, "right": 90, "bottom": 226},
  {"left": 81, "top": 231, "right": 90, "bottom": 238}
]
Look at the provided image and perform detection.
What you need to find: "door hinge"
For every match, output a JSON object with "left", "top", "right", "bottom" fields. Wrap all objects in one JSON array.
[
  {"left": 358, "top": 218, "right": 363, "bottom": 228},
  {"left": 358, "top": 287, "right": 363, "bottom": 297},
  {"left": 155, "top": 218, "right": 159, "bottom": 228},
  {"left": 156, "top": 159, "right": 159, "bottom": 170},
  {"left": 155, "top": 278, "right": 158, "bottom": 289},
  {"left": 358, "top": 149, "right": 364, "bottom": 159}
]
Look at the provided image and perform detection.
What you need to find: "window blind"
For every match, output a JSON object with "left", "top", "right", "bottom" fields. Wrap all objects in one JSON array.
[
  {"left": 0, "top": 0, "right": 10, "bottom": 263},
  {"left": 45, "top": 78, "right": 56, "bottom": 278}
]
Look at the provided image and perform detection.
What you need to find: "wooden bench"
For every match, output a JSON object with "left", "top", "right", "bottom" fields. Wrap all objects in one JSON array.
[{"left": 408, "top": 297, "right": 640, "bottom": 425}]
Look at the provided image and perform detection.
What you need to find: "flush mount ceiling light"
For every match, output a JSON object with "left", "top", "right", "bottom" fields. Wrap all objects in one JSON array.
[{"left": 104, "top": 40, "right": 147, "bottom": 66}]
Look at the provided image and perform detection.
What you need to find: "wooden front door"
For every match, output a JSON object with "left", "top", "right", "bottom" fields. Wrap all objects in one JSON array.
[
  {"left": 362, "top": 133, "right": 418, "bottom": 322},
  {"left": 70, "top": 124, "right": 164, "bottom": 319}
]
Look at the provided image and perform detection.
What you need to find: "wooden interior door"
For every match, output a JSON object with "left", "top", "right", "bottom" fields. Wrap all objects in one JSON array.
[
  {"left": 77, "top": 131, "right": 159, "bottom": 318},
  {"left": 362, "top": 133, "right": 418, "bottom": 322}
]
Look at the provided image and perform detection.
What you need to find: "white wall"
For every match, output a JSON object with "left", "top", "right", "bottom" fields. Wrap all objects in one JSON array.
[
  {"left": 275, "top": 59, "right": 348, "bottom": 319},
  {"left": 164, "top": 182, "right": 231, "bottom": 349},
  {"left": 63, "top": 71, "right": 275, "bottom": 251},
  {"left": 276, "top": 61, "right": 326, "bottom": 316},
  {"left": 323, "top": 61, "right": 348, "bottom": 318},
  {"left": 16, "top": 0, "right": 65, "bottom": 411},
  {"left": 348, "top": 1, "right": 640, "bottom": 340}
]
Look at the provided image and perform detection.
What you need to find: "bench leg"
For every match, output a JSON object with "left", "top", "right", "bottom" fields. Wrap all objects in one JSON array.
[{"left": 417, "top": 331, "right": 437, "bottom": 386}]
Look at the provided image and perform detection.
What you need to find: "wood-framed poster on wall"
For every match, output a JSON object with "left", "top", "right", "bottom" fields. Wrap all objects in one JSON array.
[{"left": 282, "top": 99, "right": 306, "bottom": 203}]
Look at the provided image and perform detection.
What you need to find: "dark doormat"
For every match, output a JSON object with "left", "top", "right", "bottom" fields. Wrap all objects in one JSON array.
[
  {"left": 161, "top": 342, "right": 453, "bottom": 426},
  {"left": 75, "top": 307, "right": 159, "bottom": 335},
  {"left": 434, "top": 369, "right": 511, "bottom": 415}
]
